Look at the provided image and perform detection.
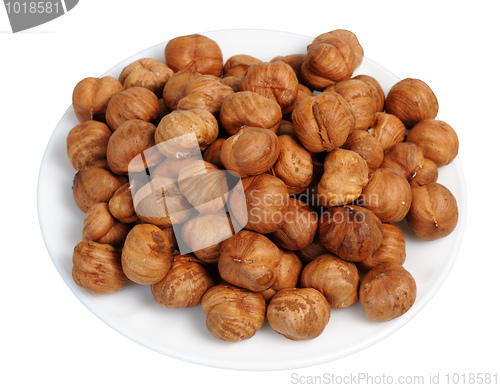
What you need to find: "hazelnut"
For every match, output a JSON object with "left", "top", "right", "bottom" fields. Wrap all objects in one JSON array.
[
  {"left": 121, "top": 223, "right": 173, "bottom": 285},
  {"left": 219, "top": 91, "right": 282, "bottom": 136},
  {"left": 201, "top": 284, "right": 266, "bottom": 342},
  {"left": 341, "top": 129, "right": 384, "bottom": 174},
  {"left": 202, "top": 138, "right": 225, "bottom": 169},
  {"left": 240, "top": 61, "right": 299, "bottom": 115},
  {"left": 162, "top": 69, "right": 201, "bottom": 111},
  {"left": 319, "top": 205, "right": 383, "bottom": 262},
  {"left": 181, "top": 213, "right": 234, "bottom": 263},
  {"left": 359, "top": 262, "right": 417, "bottom": 322},
  {"left": 105, "top": 87, "right": 160, "bottom": 131},
  {"left": 405, "top": 119, "right": 459, "bottom": 167},
  {"left": 220, "top": 126, "right": 280, "bottom": 177},
  {"left": 151, "top": 254, "right": 214, "bottom": 308},
  {"left": 82, "top": 203, "right": 130, "bottom": 246},
  {"left": 72, "top": 240, "right": 128, "bottom": 294},
  {"left": 291, "top": 92, "right": 354, "bottom": 153},
  {"left": 261, "top": 250, "right": 303, "bottom": 302},
  {"left": 300, "top": 253, "right": 359, "bottom": 308},
  {"left": 132, "top": 176, "right": 193, "bottom": 228},
  {"left": 312, "top": 29, "right": 364, "bottom": 69},
  {"left": 108, "top": 183, "right": 139, "bottom": 224},
  {"left": 359, "top": 223, "right": 406, "bottom": 272},
  {"left": 164, "top": 34, "right": 223, "bottom": 76},
  {"left": 353, "top": 74, "right": 385, "bottom": 112},
  {"left": 296, "top": 83, "right": 314, "bottom": 105},
  {"left": 177, "top": 75, "right": 235, "bottom": 115},
  {"left": 269, "top": 198, "right": 318, "bottom": 251},
  {"left": 161, "top": 226, "right": 179, "bottom": 252},
  {"left": 409, "top": 158, "right": 438, "bottom": 188},
  {"left": 271, "top": 54, "right": 306, "bottom": 80},
  {"left": 67, "top": 120, "right": 112, "bottom": 171},
  {"left": 223, "top": 54, "right": 262, "bottom": 78},
  {"left": 327, "top": 78, "right": 376, "bottom": 131},
  {"left": 218, "top": 230, "right": 281, "bottom": 292},
  {"left": 177, "top": 160, "right": 229, "bottom": 215},
  {"left": 72, "top": 76, "right": 124, "bottom": 123},
  {"left": 230, "top": 173, "right": 288, "bottom": 234},
  {"left": 385, "top": 78, "right": 439, "bottom": 128},
  {"left": 266, "top": 287, "right": 330, "bottom": 340},
  {"left": 368, "top": 112, "right": 406, "bottom": 151},
  {"left": 300, "top": 38, "right": 355, "bottom": 90},
  {"left": 270, "top": 134, "right": 314, "bottom": 194},
  {"left": 295, "top": 235, "right": 331, "bottom": 264},
  {"left": 155, "top": 108, "right": 219, "bottom": 158},
  {"left": 406, "top": 182, "right": 459, "bottom": 241},
  {"left": 380, "top": 142, "right": 425, "bottom": 180},
  {"left": 106, "top": 119, "right": 163, "bottom": 175},
  {"left": 317, "top": 149, "right": 369, "bottom": 207},
  {"left": 220, "top": 75, "right": 243, "bottom": 92},
  {"left": 276, "top": 119, "right": 295, "bottom": 137},
  {"left": 358, "top": 167, "right": 412, "bottom": 223},
  {"left": 151, "top": 155, "right": 200, "bottom": 180},
  {"left": 72, "top": 166, "right": 124, "bottom": 213},
  {"left": 118, "top": 58, "right": 174, "bottom": 96}
]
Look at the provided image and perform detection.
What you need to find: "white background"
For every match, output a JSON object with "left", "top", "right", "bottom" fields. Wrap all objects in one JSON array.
[{"left": 1, "top": 0, "right": 499, "bottom": 387}]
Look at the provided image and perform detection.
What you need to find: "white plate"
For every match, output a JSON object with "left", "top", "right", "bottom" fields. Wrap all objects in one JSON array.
[{"left": 37, "top": 29, "right": 467, "bottom": 371}]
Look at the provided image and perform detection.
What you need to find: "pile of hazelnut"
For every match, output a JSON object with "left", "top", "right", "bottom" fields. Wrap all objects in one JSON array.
[{"left": 67, "top": 29, "right": 459, "bottom": 343}]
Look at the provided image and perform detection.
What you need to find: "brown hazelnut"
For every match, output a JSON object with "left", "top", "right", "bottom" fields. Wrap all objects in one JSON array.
[
  {"left": 359, "top": 223, "right": 406, "bottom": 272},
  {"left": 177, "top": 160, "right": 229, "bottom": 215},
  {"left": 121, "top": 223, "right": 173, "bottom": 285},
  {"left": 118, "top": 58, "right": 174, "bottom": 96},
  {"left": 267, "top": 287, "right": 330, "bottom": 340},
  {"left": 380, "top": 142, "right": 425, "bottom": 180},
  {"left": 406, "top": 182, "right": 459, "bottom": 241},
  {"left": 300, "top": 38, "right": 355, "bottom": 91},
  {"left": 409, "top": 158, "right": 438, "bottom": 187},
  {"left": 161, "top": 226, "right": 179, "bottom": 252},
  {"left": 296, "top": 83, "right": 314, "bottom": 105},
  {"left": 82, "top": 202, "right": 130, "bottom": 246},
  {"left": 106, "top": 119, "right": 163, "bottom": 175},
  {"left": 202, "top": 138, "right": 225, "bottom": 169},
  {"left": 300, "top": 253, "right": 359, "bottom": 308},
  {"left": 132, "top": 176, "right": 193, "bottom": 228},
  {"left": 155, "top": 108, "right": 219, "bottom": 158},
  {"left": 271, "top": 54, "right": 306, "bottom": 80},
  {"left": 72, "top": 166, "right": 124, "bottom": 213},
  {"left": 151, "top": 254, "right": 214, "bottom": 309},
  {"left": 223, "top": 54, "right": 262, "bottom": 78},
  {"left": 240, "top": 61, "right": 299, "bottom": 115},
  {"left": 276, "top": 119, "right": 295, "bottom": 137},
  {"left": 164, "top": 34, "right": 223, "bottom": 76},
  {"left": 219, "top": 91, "right": 282, "bottom": 136},
  {"left": 317, "top": 149, "right": 369, "bottom": 207},
  {"left": 177, "top": 75, "right": 235, "bottom": 114},
  {"left": 72, "top": 76, "right": 124, "bottom": 123},
  {"left": 270, "top": 134, "right": 313, "bottom": 194},
  {"left": 218, "top": 230, "right": 281, "bottom": 292},
  {"left": 67, "top": 120, "right": 112, "bottom": 171},
  {"left": 328, "top": 78, "right": 376, "bottom": 131},
  {"left": 385, "top": 78, "right": 439, "bottom": 128},
  {"left": 230, "top": 173, "right": 288, "bottom": 234},
  {"left": 220, "top": 126, "right": 280, "bottom": 177},
  {"left": 72, "top": 240, "right": 128, "bottom": 294},
  {"left": 295, "top": 235, "right": 331, "bottom": 264},
  {"left": 108, "top": 183, "right": 139, "bottom": 224},
  {"left": 341, "top": 129, "right": 384, "bottom": 174},
  {"left": 353, "top": 74, "right": 385, "bottom": 112},
  {"left": 201, "top": 284, "right": 266, "bottom": 342},
  {"left": 312, "top": 29, "right": 364, "bottom": 69},
  {"left": 151, "top": 155, "right": 200, "bottom": 180},
  {"left": 368, "top": 112, "right": 406, "bottom": 151},
  {"left": 219, "top": 75, "right": 243, "bottom": 92},
  {"left": 319, "top": 205, "right": 383, "bottom": 262},
  {"left": 105, "top": 87, "right": 160, "bottom": 132},
  {"left": 405, "top": 119, "right": 459, "bottom": 167},
  {"left": 291, "top": 92, "right": 354, "bottom": 153},
  {"left": 261, "top": 250, "right": 303, "bottom": 302},
  {"left": 359, "top": 262, "right": 417, "bottom": 322},
  {"left": 162, "top": 69, "right": 201, "bottom": 111},
  {"left": 269, "top": 198, "right": 318, "bottom": 251},
  {"left": 358, "top": 167, "right": 412, "bottom": 223},
  {"left": 181, "top": 213, "right": 234, "bottom": 263}
]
